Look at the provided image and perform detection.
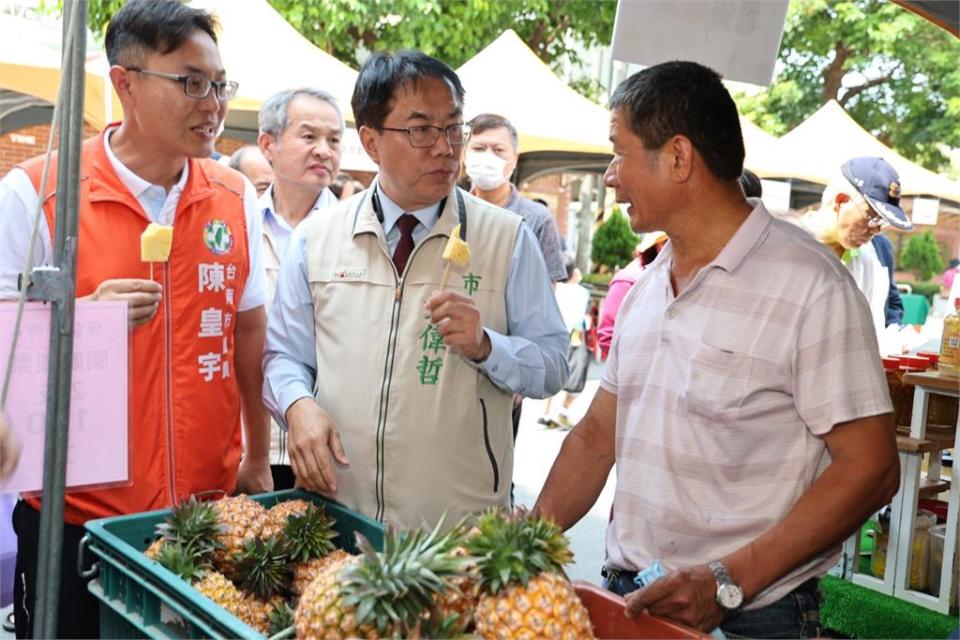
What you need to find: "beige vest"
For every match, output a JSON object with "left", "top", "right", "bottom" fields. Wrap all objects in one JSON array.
[{"left": 302, "top": 182, "right": 520, "bottom": 531}]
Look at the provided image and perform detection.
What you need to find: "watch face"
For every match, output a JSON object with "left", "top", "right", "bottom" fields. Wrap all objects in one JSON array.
[{"left": 718, "top": 583, "right": 744, "bottom": 609}]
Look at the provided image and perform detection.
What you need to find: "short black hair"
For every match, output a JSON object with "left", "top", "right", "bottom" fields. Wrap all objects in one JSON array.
[
  {"left": 467, "top": 113, "right": 519, "bottom": 151},
  {"left": 739, "top": 169, "right": 763, "bottom": 198},
  {"left": 609, "top": 61, "right": 744, "bottom": 181},
  {"left": 351, "top": 50, "right": 465, "bottom": 129},
  {"left": 105, "top": 0, "right": 218, "bottom": 67}
]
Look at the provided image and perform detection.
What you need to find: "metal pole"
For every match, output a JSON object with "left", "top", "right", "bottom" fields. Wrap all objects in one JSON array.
[{"left": 33, "top": 0, "right": 86, "bottom": 636}]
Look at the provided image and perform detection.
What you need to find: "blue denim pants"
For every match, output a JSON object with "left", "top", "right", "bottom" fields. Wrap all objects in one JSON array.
[{"left": 602, "top": 569, "right": 823, "bottom": 639}]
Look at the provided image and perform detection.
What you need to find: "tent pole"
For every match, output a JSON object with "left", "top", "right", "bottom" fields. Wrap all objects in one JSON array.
[{"left": 32, "top": 0, "right": 86, "bottom": 636}]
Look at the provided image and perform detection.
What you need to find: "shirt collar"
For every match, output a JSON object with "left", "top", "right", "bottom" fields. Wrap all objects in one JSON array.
[
  {"left": 103, "top": 125, "right": 188, "bottom": 200},
  {"left": 377, "top": 187, "right": 442, "bottom": 236},
  {"left": 260, "top": 185, "right": 337, "bottom": 230},
  {"left": 709, "top": 199, "right": 773, "bottom": 273}
]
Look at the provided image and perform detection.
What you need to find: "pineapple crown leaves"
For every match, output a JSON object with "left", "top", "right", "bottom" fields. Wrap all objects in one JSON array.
[
  {"left": 416, "top": 611, "right": 465, "bottom": 640},
  {"left": 281, "top": 504, "right": 339, "bottom": 563},
  {"left": 465, "top": 508, "right": 573, "bottom": 595},
  {"left": 155, "top": 496, "right": 225, "bottom": 559},
  {"left": 341, "top": 517, "right": 473, "bottom": 635},
  {"left": 266, "top": 600, "right": 296, "bottom": 638},
  {"left": 155, "top": 542, "right": 207, "bottom": 583},
  {"left": 235, "top": 536, "right": 293, "bottom": 600}
]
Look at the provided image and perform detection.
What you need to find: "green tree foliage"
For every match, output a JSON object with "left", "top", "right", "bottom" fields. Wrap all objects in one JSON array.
[
  {"left": 899, "top": 230, "right": 945, "bottom": 282},
  {"left": 736, "top": 0, "right": 960, "bottom": 172},
  {"left": 78, "top": 0, "right": 616, "bottom": 84},
  {"left": 590, "top": 208, "right": 638, "bottom": 272}
]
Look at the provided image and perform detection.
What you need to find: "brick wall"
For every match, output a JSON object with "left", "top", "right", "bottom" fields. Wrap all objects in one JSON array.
[
  {"left": 1, "top": 122, "right": 99, "bottom": 175},
  {"left": 216, "top": 136, "right": 247, "bottom": 158},
  {"left": 522, "top": 173, "right": 571, "bottom": 237}
]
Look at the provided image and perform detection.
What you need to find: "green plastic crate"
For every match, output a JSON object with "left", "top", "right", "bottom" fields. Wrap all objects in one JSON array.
[{"left": 81, "top": 489, "right": 384, "bottom": 639}]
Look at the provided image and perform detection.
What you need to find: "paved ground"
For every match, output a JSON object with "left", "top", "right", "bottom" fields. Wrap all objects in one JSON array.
[{"left": 512, "top": 364, "right": 613, "bottom": 584}]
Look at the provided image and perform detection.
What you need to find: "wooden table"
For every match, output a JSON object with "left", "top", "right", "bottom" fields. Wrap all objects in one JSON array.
[
  {"left": 894, "top": 371, "right": 958, "bottom": 612},
  {"left": 843, "top": 371, "right": 958, "bottom": 612}
]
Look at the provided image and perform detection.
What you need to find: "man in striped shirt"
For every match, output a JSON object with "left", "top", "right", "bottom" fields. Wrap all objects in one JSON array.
[{"left": 534, "top": 61, "right": 899, "bottom": 638}]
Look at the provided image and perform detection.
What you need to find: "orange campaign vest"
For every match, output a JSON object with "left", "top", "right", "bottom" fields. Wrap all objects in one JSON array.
[{"left": 19, "top": 127, "right": 250, "bottom": 525}]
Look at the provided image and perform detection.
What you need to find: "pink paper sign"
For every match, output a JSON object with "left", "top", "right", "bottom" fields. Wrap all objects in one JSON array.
[{"left": 0, "top": 301, "right": 129, "bottom": 493}]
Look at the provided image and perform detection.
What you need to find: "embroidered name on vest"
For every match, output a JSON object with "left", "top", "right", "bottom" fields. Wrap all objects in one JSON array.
[{"left": 334, "top": 267, "right": 367, "bottom": 281}]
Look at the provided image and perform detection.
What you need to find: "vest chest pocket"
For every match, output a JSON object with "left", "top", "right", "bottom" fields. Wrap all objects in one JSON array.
[{"left": 684, "top": 340, "right": 754, "bottom": 428}]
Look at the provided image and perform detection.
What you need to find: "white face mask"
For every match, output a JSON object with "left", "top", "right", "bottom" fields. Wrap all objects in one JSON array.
[{"left": 465, "top": 150, "right": 509, "bottom": 190}]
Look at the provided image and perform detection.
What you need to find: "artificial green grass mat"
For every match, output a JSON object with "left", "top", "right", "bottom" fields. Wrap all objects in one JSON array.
[{"left": 821, "top": 575, "right": 958, "bottom": 639}]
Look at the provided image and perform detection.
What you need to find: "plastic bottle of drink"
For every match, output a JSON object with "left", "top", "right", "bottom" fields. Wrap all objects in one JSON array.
[{"left": 939, "top": 298, "right": 960, "bottom": 377}]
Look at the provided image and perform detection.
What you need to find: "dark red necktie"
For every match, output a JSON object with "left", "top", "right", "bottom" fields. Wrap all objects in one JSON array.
[{"left": 392, "top": 214, "right": 419, "bottom": 275}]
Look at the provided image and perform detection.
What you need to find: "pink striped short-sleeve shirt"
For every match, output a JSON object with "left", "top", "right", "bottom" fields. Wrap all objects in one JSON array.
[{"left": 601, "top": 202, "right": 892, "bottom": 609}]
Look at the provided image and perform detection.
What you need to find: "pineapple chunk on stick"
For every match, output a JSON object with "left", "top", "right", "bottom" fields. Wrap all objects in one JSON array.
[
  {"left": 140, "top": 223, "right": 173, "bottom": 280},
  {"left": 440, "top": 224, "right": 470, "bottom": 290}
]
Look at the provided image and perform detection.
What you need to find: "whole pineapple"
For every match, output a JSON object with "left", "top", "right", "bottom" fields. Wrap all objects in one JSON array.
[
  {"left": 143, "top": 496, "right": 223, "bottom": 560},
  {"left": 466, "top": 510, "right": 594, "bottom": 640},
  {"left": 235, "top": 535, "right": 292, "bottom": 600},
  {"left": 155, "top": 542, "right": 246, "bottom": 621},
  {"left": 295, "top": 520, "right": 470, "bottom": 639},
  {"left": 211, "top": 494, "right": 267, "bottom": 581},
  {"left": 243, "top": 594, "right": 287, "bottom": 635},
  {"left": 269, "top": 502, "right": 346, "bottom": 596},
  {"left": 260, "top": 498, "right": 312, "bottom": 540}
]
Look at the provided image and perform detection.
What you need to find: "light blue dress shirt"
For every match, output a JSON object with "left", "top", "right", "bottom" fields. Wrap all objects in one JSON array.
[
  {"left": 263, "top": 187, "right": 570, "bottom": 427},
  {"left": 260, "top": 185, "right": 337, "bottom": 261}
]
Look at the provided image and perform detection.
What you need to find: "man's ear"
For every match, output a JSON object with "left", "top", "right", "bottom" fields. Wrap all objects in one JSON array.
[
  {"left": 257, "top": 131, "right": 276, "bottom": 164},
  {"left": 667, "top": 135, "right": 694, "bottom": 182},
  {"left": 358, "top": 125, "right": 381, "bottom": 164},
  {"left": 833, "top": 192, "right": 850, "bottom": 213},
  {"left": 109, "top": 65, "right": 134, "bottom": 102}
]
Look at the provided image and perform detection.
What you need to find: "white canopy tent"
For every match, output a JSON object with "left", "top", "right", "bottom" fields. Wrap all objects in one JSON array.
[
  {"left": 0, "top": 9, "right": 118, "bottom": 130},
  {"left": 190, "top": 0, "right": 359, "bottom": 131},
  {"left": 772, "top": 100, "right": 960, "bottom": 202},
  {"left": 456, "top": 30, "right": 611, "bottom": 157}
]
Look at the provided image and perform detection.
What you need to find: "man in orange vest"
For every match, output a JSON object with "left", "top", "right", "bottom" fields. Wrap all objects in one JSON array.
[{"left": 0, "top": 0, "right": 272, "bottom": 636}]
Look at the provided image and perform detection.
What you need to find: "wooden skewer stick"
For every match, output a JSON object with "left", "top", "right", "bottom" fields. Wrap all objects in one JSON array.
[
  {"left": 150, "top": 262, "right": 154, "bottom": 282},
  {"left": 439, "top": 262, "right": 452, "bottom": 292}
]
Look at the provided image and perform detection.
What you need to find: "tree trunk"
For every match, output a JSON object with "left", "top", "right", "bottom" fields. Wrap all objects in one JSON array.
[{"left": 822, "top": 41, "right": 851, "bottom": 102}]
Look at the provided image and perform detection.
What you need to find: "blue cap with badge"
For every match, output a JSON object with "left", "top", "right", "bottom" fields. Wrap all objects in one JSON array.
[{"left": 841, "top": 157, "right": 913, "bottom": 230}]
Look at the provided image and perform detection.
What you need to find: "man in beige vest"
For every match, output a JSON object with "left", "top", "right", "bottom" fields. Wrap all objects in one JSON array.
[
  {"left": 263, "top": 51, "right": 568, "bottom": 531},
  {"left": 256, "top": 88, "right": 343, "bottom": 489}
]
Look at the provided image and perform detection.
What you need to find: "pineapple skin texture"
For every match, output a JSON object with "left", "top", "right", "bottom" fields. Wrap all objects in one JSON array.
[
  {"left": 242, "top": 594, "right": 285, "bottom": 635},
  {"left": 143, "top": 537, "right": 165, "bottom": 560},
  {"left": 194, "top": 571, "right": 247, "bottom": 620},
  {"left": 212, "top": 495, "right": 267, "bottom": 581},
  {"left": 295, "top": 556, "right": 385, "bottom": 640},
  {"left": 474, "top": 572, "right": 594, "bottom": 640},
  {"left": 260, "top": 499, "right": 312, "bottom": 541},
  {"left": 292, "top": 548, "right": 352, "bottom": 596}
]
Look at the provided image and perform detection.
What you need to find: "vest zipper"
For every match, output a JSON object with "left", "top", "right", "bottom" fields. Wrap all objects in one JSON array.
[
  {"left": 163, "top": 261, "right": 177, "bottom": 504},
  {"left": 373, "top": 236, "right": 437, "bottom": 522},
  {"left": 374, "top": 280, "right": 403, "bottom": 521}
]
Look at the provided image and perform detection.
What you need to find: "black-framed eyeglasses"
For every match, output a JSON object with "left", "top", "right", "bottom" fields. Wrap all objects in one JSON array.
[
  {"left": 125, "top": 67, "right": 239, "bottom": 102},
  {"left": 378, "top": 123, "right": 471, "bottom": 148}
]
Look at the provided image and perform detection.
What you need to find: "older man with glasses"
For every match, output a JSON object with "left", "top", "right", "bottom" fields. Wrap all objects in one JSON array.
[
  {"left": 801, "top": 157, "right": 913, "bottom": 345},
  {"left": 0, "top": 1, "right": 271, "bottom": 635},
  {"left": 263, "top": 50, "right": 568, "bottom": 532}
]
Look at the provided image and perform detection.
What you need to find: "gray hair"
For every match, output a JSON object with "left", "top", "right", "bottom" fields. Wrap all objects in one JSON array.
[
  {"left": 258, "top": 88, "right": 344, "bottom": 137},
  {"left": 227, "top": 145, "right": 259, "bottom": 172}
]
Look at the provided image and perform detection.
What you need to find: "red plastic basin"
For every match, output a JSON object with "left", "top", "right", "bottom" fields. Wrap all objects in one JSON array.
[{"left": 574, "top": 581, "right": 708, "bottom": 639}]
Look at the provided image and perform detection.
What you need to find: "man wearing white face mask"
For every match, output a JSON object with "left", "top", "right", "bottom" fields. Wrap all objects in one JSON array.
[{"left": 466, "top": 114, "right": 567, "bottom": 283}]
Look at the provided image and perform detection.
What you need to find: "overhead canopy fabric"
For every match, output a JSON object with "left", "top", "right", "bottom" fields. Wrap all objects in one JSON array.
[
  {"left": 768, "top": 100, "right": 960, "bottom": 202},
  {"left": 456, "top": 30, "right": 612, "bottom": 156},
  {"left": 0, "top": 11, "right": 119, "bottom": 131},
  {"left": 740, "top": 116, "right": 788, "bottom": 175},
  {"left": 190, "top": 0, "right": 359, "bottom": 131}
]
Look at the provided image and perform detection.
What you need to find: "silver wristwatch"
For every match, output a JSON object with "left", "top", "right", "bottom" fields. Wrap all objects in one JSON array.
[{"left": 708, "top": 561, "right": 744, "bottom": 610}]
